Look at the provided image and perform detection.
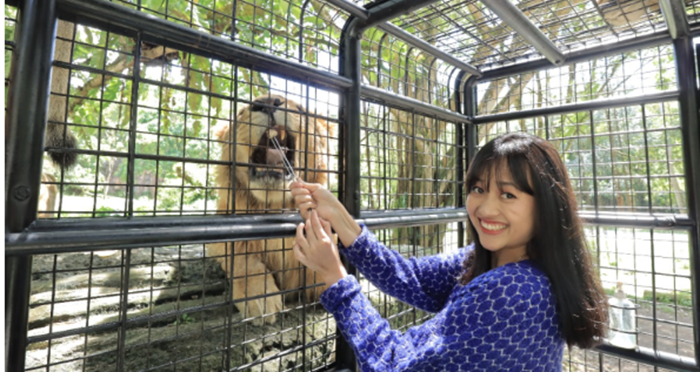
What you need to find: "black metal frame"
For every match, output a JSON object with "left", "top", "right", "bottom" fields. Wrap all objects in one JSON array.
[
  {"left": 5, "top": 1, "right": 58, "bottom": 371},
  {"left": 5, "top": 0, "right": 700, "bottom": 370}
]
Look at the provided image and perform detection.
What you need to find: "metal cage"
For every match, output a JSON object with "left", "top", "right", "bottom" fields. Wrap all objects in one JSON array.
[{"left": 5, "top": 0, "right": 700, "bottom": 371}]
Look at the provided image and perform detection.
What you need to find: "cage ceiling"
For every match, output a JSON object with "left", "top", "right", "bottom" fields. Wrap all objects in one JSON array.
[{"left": 343, "top": 0, "right": 698, "bottom": 72}]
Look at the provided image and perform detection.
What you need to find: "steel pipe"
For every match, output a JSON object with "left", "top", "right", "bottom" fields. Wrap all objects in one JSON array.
[
  {"left": 672, "top": 37, "right": 700, "bottom": 367},
  {"left": 5, "top": 0, "right": 58, "bottom": 369},
  {"left": 324, "top": 0, "right": 369, "bottom": 21},
  {"left": 362, "top": 84, "right": 471, "bottom": 123},
  {"left": 660, "top": 0, "right": 690, "bottom": 39},
  {"left": 320, "top": 0, "right": 481, "bottom": 76},
  {"left": 5, "top": 209, "right": 468, "bottom": 255},
  {"left": 472, "top": 91, "right": 680, "bottom": 124},
  {"left": 376, "top": 23, "right": 482, "bottom": 77},
  {"left": 481, "top": 0, "right": 565, "bottom": 66}
]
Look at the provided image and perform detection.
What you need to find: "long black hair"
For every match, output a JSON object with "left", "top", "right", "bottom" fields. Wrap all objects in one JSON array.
[{"left": 460, "top": 132, "right": 608, "bottom": 349}]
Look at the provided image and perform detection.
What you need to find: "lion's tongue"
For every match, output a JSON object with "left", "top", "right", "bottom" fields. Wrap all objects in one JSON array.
[{"left": 266, "top": 147, "right": 287, "bottom": 167}]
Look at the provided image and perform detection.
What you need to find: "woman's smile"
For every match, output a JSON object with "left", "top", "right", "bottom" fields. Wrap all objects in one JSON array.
[{"left": 478, "top": 218, "right": 508, "bottom": 234}]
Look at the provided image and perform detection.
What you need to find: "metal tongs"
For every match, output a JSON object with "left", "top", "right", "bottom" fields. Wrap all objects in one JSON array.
[
  {"left": 270, "top": 134, "right": 300, "bottom": 183},
  {"left": 270, "top": 134, "right": 313, "bottom": 213}
]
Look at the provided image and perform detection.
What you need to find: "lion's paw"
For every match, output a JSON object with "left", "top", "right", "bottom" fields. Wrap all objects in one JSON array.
[{"left": 246, "top": 294, "right": 283, "bottom": 326}]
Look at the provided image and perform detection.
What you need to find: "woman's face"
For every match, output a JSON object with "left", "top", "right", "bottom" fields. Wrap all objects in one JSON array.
[{"left": 466, "top": 165, "right": 536, "bottom": 265}]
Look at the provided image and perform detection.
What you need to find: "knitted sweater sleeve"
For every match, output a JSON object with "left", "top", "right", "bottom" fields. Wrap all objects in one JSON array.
[
  {"left": 339, "top": 224, "right": 470, "bottom": 312},
  {"left": 320, "top": 263, "right": 563, "bottom": 372}
]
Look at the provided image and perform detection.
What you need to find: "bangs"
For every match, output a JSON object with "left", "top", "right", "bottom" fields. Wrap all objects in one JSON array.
[{"left": 466, "top": 144, "right": 534, "bottom": 195}]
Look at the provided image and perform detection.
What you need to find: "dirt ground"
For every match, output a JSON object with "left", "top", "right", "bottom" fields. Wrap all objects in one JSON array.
[{"left": 25, "top": 246, "right": 337, "bottom": 372}]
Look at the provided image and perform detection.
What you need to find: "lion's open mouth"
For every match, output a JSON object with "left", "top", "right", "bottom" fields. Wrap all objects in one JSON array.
[{"left": 250, "top": 127, "right": 296, "bottom": 180}]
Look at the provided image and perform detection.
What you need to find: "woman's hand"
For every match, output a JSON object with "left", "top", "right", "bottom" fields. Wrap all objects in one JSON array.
[
  {"left": 290, "top": 181, "right": 343, "bottom": 222},
  {"left": 290, "top": 181, "right": 362, "bottom": 247},
  {"left": 294, "top": 210, "right": 347, "bottom": 286}
]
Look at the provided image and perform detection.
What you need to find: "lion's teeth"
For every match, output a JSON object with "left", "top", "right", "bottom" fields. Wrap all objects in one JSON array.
[
  {"left": 280, "top": 130, "right": 286, "bottom": 140},
  {"left": 268, "top": 129, "right": 278, "bottom": 139}
]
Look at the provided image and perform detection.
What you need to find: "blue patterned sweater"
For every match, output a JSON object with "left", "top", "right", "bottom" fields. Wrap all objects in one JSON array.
[{"left": 320, "top": 225, "right": 564, "bottom": 371}]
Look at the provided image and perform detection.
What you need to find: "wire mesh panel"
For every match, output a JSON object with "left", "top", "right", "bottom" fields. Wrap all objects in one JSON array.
[
  {"left": 476, "top": 44, "right": 677, "bottom": 116},
  {"left": 477, "top": 102, "right": 686, "bottom": 215},
  {"left": 12, "top": 13, "right": 342, "bottom": 371},
  {"left": 36, "top": 21, "right": 340, "bottom": 218},
  {"left": 361, "top": 27, "right": 459, "bottom": 110},
  {"left": 392, "top": 0, "right": 672, "bottom": 70},
  {"left": 564, "top": 348, "right": 681, "bottom": 372},
  {"left": 393, "top": 0, "right": 534, "bottom": 67},
  {"left": 4, "top": 5, "right": 17, "bottom": 106},
  {"left": 109, "top": 0, "right": 349, "bottom": 73},
  {"left": 25, "top": 242, "right": 337, "bottom": 371},
  {"left": 473, "top": 40, "right": 695, "bottom": 370},
  {"left": 358, "top": 223, "right": 463, "bottom": 334},
  {"left": 359, "top": 100, "right": 464, "bottom": 211},
  {"left": 591, "top": 226, "right": 694, "bottom": 358}
]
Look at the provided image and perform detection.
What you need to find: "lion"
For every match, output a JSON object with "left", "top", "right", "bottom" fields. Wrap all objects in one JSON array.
[{"left": 208, "top": 95, "right": 334, "bottom": 325}]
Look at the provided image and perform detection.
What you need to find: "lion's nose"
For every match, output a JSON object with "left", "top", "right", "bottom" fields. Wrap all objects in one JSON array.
[{"left": 251, "top": 97, "right": 284, "bottom": 114}]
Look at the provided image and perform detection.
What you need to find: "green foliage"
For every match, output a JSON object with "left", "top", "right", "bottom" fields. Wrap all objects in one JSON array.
[
  {"left": 3, "top": 1, "right": 690, "bottom": 220},
  {"left": 173, "top": 312, "right": 195, "bottom": 325}
]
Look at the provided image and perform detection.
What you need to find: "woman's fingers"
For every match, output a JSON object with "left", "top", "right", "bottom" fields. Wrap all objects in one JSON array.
[
  {"left": 310, "top": 211, "right": 327, "bottom": 240},
  {"left": 296, "top": 223, "right": 308, "bottom": 246},
  {"left": 294, "top": 193, "right": 312, "bottom": 203},
  {"left": 290, "top": 180, "right": 308, "bottom": 190},
  {"left": 293, "top": 243, "right": 306, "bottom": 263},
  {"left": 292, "top": 188, "right": 311, "bottom": 198},
  {"left": 320, "top": 218, "right": 332, "bottom": 237},
  {"left": 304, "top": 218, "right": 318, "bottom": 244}
]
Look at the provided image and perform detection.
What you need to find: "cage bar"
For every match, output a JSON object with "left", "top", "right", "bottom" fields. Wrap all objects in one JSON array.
[
  {"left": 5, "top": 0, "right": 58, "bottom": 370},
  {"left": 480, "top": 0, "right": 565, "bottom": 66},
  {"left": 472, "top": 91, "right": 680, "bottom": 124},
  {"left": 660, "top": 0, "right": 690, "bottom": 39},
  {"left": 672, "top": 36, "right": 700, "bottom": 367},
  {"left": 375, "top": 23, "right": 482, "bottom": 76}
]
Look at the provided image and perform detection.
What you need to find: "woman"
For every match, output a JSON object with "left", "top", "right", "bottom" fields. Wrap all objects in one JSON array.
[{"left": 291, "top": 133, "right": 608, "bottom": 371}]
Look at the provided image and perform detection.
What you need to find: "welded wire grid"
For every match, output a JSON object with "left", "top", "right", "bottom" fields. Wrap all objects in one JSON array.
[
  {"left": 38, "top": 21, "right": 340, "bottom": 218},
  {"left": 475, "top": 116, "right": 694, "bottom": 369},
  {"left": 25, "top": 240, "right": 338, "bottom": 371},
  {"left": 564, "top": 347, "right": 680, "bottom": 372},
  {"left": 561, "top": 226, "right": 694, "bottom": 371},
  {"left": 519, "top": 0, "right": 667, "bottom": 53},
  {"left": 688, "top": 0, "right": 700, "bottom": 21},
  {"left": 564, "top": 102, "right": 684, "bottom": 214},
  {"left": 362, "top": 27, "right": 459, "bottom": 110},
  {"left": 476, "top": 44, "right": 677, "bottom": 116},
  {"left": 358, "top": 223, "right": 463, "bottom": 333},
  {"left": 592, "top": 226, "right": 694, "bottom": 359},
  {"left": 477, "top": 101, "right": 685, "bottom": 214},
  {"left": 112, "top": 0, "right": 348, "bottom": 73},
  {"left": 474, "top": 41, "right": 693, "bottom": 365},
  {"left": 359, "top": 100, "right": 463, "bottom": 210},
  {"left": 39, "top": 22, "right": 136, "bottom": 218},
  {"left": 392, "top": 0, "right": 670, "bottom": 70},
  {"left": 391, "top": 0, "right": 535, "bottom": 68}
]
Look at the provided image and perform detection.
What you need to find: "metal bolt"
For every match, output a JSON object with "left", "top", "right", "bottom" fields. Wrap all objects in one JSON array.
[{"left": 13, "top": 186, "right": 30, "bottom": 201}]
